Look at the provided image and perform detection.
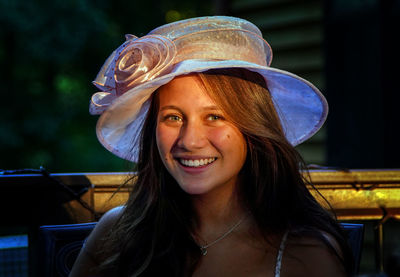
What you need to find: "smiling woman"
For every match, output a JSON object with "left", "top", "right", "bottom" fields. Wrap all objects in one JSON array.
[
  {"left": 70, "top": 16, "right": 353, "bottom": 276},
  {"left": 156, "top": 74, "right": 247, "bottom": 197}
]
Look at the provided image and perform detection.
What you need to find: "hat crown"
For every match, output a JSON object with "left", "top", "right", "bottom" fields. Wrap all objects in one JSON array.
[
  {"left": 149, "top": 16, "right": 272, "bottom": 67},
  {"left": 150, "top": 16, "right": 262, "bottom": 39}
]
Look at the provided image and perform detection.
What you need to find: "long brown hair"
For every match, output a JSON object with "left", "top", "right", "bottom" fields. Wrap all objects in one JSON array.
[{"left": 98, "top": 68, "right": 353, "bottom": 276}]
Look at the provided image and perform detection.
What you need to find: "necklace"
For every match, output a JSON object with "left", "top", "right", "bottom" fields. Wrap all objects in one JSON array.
[{"left": 197, "top": 216, "right": 245, "bottom": 256}]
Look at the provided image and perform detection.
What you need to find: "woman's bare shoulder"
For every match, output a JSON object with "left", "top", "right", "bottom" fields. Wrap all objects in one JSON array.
[
  {"left": 86, "top": 205, "right": 125, "bottom": 249},
  {"left": 96, "top": 205, "right": 125, "bottom": 229},
  {"left": 69, "top": 206, "right": 125, "bottom": 276},
  {"left": 280, "top": 231, "right": 346, "bottom": 277}
]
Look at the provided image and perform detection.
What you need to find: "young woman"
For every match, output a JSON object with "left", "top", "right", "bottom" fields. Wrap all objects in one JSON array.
[{"left": 70, "top": 16, "right": 353, "bottom": 276}]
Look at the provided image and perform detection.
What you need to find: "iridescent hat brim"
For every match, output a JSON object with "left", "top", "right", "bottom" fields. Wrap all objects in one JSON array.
[{"left": 95, "top": 59, "right": 327, "bottom": 162}]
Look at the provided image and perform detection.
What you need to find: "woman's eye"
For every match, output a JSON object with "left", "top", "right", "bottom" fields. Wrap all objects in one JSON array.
[
  {"left": 166, "top": 115, "right": 182, "bottom": 122},
  {"left": 207, "top": 114, "right": 222, "bottom": 121}
]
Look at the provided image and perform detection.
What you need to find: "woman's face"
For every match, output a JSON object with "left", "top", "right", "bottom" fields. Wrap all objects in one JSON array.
[{"left": 156, "top": 74, "right": 247, "bottom": 197}]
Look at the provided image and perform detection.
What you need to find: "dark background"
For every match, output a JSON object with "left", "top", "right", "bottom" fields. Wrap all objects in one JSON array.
[
  {"left": 0, "top": 0, "right": 399, "bottom": 173},
  {"left": 0, "top": 0, "right": 213, "bottom": 172},
  {"left": 325, "top": 0, "right": 400, "bottom": 169}
]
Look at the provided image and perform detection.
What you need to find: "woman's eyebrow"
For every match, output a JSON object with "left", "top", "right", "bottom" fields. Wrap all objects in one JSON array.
[
  {"left": 159, "top": 105, "right": 221, "bottom": 112},
  {"left": 201, "top": 105, "right": 221, "bottom": 112},
  {"left": 159, "top": 105, "right": 181, "bottom": 112}
]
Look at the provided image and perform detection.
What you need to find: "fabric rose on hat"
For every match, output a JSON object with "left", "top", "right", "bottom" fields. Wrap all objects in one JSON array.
[{"left": 90, "top": 35, "right": 176, "bottom": 115}]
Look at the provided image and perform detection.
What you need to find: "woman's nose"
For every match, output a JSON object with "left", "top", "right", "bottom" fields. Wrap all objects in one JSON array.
[{"left": 177, "top": 121, "right": 207, "bottom": 150}]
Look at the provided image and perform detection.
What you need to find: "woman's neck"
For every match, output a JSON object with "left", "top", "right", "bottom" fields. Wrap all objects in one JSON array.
[{"left": 190, "top": 188, "right": 247, "bottom": 241}]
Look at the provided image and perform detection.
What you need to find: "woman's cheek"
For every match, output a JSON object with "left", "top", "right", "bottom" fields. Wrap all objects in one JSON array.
[
  {"left": 156, "top": 125, "right": 170, "bottom": 157},
  {"left": 209, "top": 127, "right": 231, "bottom": 144},
  {"left": 210, "top": 126, "right": 240, "bottom": 147},
  {"left": 211, "top": 126, "right": 247, "bottom": 160}
]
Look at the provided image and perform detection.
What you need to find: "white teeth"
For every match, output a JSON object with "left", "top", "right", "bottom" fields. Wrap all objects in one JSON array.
[{"left": 179, "top": 158, "right": 216, "bottom": 167}]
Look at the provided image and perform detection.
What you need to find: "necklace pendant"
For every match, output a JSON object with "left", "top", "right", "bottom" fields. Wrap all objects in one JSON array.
[{"left": 195, "top": 216, "right": 246, "bottom": 257}]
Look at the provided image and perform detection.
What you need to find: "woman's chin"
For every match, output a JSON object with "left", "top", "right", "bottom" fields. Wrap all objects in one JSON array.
[{"left": 178, "top": 183, "right": 212, "bottom": 196}]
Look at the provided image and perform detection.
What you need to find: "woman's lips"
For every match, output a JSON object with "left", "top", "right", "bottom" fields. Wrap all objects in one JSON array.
[
  {"left": 178, "top": 157, "right": 217, "bottom": 167},
  {"left": 173, "top": 157, "right": 218, "bottom": 174}
]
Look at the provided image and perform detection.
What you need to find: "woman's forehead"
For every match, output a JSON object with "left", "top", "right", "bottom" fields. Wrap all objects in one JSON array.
[
  {"left": 159, "top": 73, "right": 203, "bottom": 92},
  {"left": 157, "top": 74, "right": 218, "bottom": 109}
]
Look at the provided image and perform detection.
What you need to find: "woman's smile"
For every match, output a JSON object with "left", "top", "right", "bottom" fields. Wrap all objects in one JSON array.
[
  {"left": 177, "top": 157, "right": 217, "bottom": 168},
  {"left": 155, "top": 74, "right": 247, "bottom": 196},
  {"left": 175, "top": 157, "right": 218, "bottom": 176}
]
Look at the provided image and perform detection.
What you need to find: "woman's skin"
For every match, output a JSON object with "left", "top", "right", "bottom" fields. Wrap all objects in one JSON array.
[
  {"left": 156, "top": 74, "right": 248, "bottom": 235},
  {"left": 69, "top": 74, "right": 346, "bottom": 277}
]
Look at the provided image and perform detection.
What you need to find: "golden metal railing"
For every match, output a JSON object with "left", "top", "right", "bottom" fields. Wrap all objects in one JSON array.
[
  {"left": 307, "top": 169, "right": 400, "bottom": 221},
  {"left": 2, "top": 169, "right": 399, "bottom": 221}
]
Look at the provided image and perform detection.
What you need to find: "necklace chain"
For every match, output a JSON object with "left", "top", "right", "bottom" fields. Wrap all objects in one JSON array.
[{"left": 197, "top": 216, "right": 245, "bottom": 256}]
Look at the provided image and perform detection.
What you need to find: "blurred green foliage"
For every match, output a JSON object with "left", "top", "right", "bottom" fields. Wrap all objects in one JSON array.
[{"left": 0, "top": 0, "right": 213, "bottom": 172}]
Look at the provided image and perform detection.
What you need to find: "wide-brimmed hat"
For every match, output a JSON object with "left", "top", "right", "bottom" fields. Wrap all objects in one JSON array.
[{"left": 90, "top": 16, "right": 328, "bottom": 162}]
